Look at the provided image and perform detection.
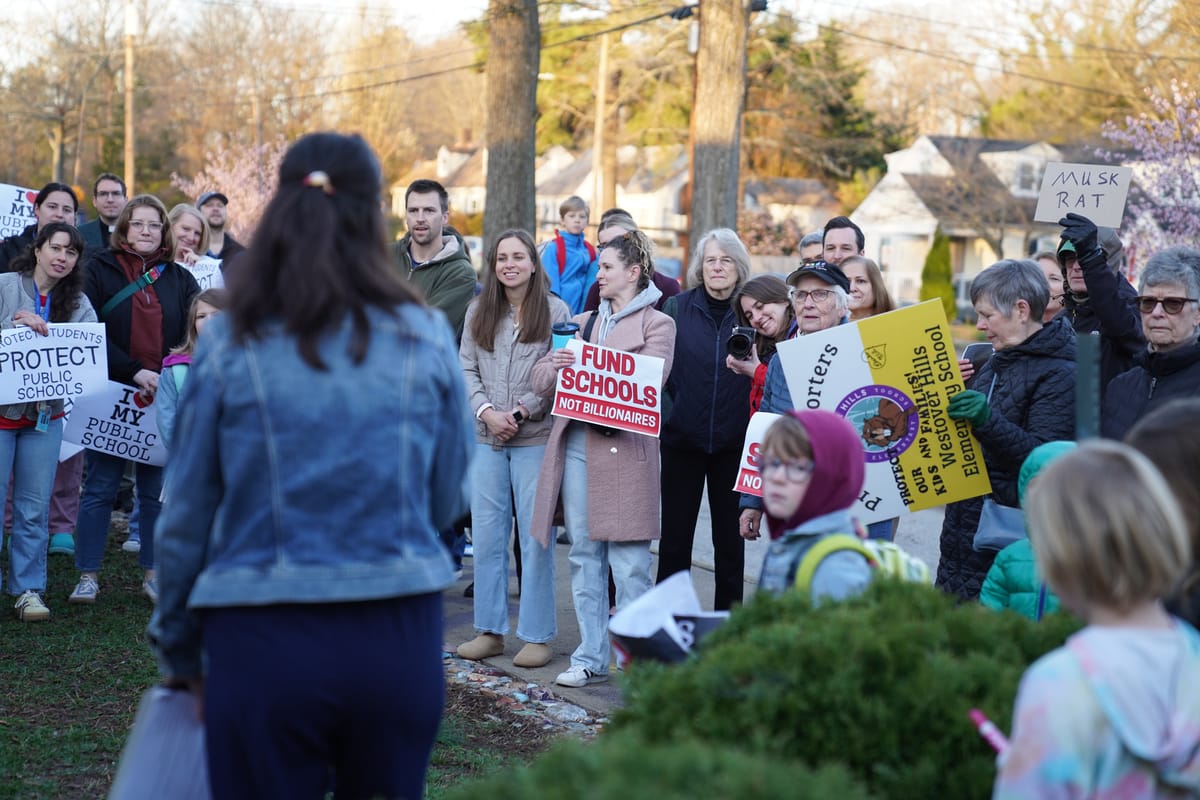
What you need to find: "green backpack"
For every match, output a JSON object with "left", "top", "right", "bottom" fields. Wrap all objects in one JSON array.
[{"left": 793, "top": 535, "right": 931, "bottom": 596}]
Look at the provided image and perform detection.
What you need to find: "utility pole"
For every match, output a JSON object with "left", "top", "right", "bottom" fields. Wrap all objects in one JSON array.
[
  {"left": 123, "top": 0, "right": 137, "bottom": 194},
  {"left": 591, "top": 32, "right": 609, "bottom": 222}
]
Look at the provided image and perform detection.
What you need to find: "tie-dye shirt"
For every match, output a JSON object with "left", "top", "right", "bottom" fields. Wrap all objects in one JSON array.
[{"left": 994, "top": 619, "right": 1200, "bottom": 799}]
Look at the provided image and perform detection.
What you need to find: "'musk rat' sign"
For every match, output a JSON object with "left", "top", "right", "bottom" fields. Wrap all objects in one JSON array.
[{"left": 1033, "top": 161, "right": 1133, "bottom": 229}]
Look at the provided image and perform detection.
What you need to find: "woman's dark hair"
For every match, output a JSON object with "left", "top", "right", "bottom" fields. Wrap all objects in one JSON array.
[
  {"left": 35, "top": 182, "right": 78, "bottom": 216},
  {"left": 10, "top": 222, "right": 87, "bottom": 322},
  {"left": 470, "top": 229, "right": 551, "bottom": 352},
  {"left": 602, "top": 228, "right": 655, "bottom": 290},
  {"left": 734, "top": 274, "right": 793, "bottom": 363},
  {"left": 227, "top": 132, "right": 419, "bottom": 369}
]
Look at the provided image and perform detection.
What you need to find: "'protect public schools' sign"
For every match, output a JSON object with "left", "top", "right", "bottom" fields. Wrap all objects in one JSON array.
[
  {"left": 62, "top": 380, "right": 166, "bottom": 466},
  {"left": 0, "top": 323, "right": 108, "bottom": 404},
  {"left": 551, "top": 338, "right": 665, "bottom": 437},
  {"left": 1033, "top": 161, "right": 1133, "bottom": 229},
  {"left": 772, "top": 300, "right": 993, "bottom": 524}
]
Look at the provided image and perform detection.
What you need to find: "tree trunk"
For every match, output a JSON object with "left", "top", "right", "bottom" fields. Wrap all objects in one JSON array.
[
  {"left": 483, "top": 0, "right": 540, "bottom": 251},
  {"left": 688, "top": 0, "right": 748, "bottom": 264}
]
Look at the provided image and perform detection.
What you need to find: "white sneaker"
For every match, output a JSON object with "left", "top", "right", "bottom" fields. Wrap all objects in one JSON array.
[
  {"left": 142, "top": 578, "right": 159, "bottom": 604},
  {"left": 122, "top": 537, "right": 141, "bottom": 553},
  {"left": 15, "top": 590, "right": 50, "bottom": 621},
  {"left": 554, "top": 664, "right": 607, "bottom": 688},
  {"left": 69, "top": 575, "right": 99, "bottom": 604}
]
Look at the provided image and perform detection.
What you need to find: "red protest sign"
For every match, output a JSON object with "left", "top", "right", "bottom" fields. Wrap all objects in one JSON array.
[{"left": 552, "top": 339, "right": 666, "bottom": 437}]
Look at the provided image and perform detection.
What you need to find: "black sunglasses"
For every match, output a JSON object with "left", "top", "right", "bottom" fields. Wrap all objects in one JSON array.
[{"left": 1135, "top": 296, "right": 1198, "bottom": 315}]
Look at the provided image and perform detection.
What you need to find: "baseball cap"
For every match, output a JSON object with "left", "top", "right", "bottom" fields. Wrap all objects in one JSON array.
[
  {"left": 785, "top": 260, "right": 850, "bottom": 293},
  {"left": 197, "top": 191, "right": 229, "bottom": 208}
]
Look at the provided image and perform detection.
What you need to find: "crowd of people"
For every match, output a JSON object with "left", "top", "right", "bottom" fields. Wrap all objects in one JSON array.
[{"left": 2, "top": 131, "right": 1198, "bottom": 797}]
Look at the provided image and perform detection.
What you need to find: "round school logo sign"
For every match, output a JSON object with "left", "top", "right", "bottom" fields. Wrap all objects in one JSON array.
[{"left": 836, "top": 385, "right": 920, "bottom": 463}]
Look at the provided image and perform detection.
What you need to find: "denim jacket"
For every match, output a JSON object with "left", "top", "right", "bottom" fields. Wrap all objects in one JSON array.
[{"left": 148, "top": 305, "right": 473, "bottom": 679}]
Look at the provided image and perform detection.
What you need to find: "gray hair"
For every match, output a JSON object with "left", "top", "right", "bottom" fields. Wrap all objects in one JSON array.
[
  {"left": 970, "top": 258, "right": 1049, "bottom": 321},
  {"left": 799, "top": 230, "right": 824, "bottom": 251},
  {"left": 688, "top": 228, "right": 752, "bottom": 290},
  {"left": 1140, "top": 246, "right": 1200, "bottom": 298}
]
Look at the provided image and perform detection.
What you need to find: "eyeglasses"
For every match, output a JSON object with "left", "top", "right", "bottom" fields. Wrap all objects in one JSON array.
[
  {"left": 759, "top": 458, "right": 814, "bottom": 482},
  {"left": 128, "top": 220, "right": 163, "bottom": 232},
  {"left": 788, "top": 288, "right": 833, "bottom": 304},
  {"left": 1136, "top": 296, "right": 1198, "bottom": 315}
]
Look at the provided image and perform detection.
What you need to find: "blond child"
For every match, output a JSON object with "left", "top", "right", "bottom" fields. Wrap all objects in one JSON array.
[{"left": 994, "top": 440, "right": 1200, "bottom": 798}]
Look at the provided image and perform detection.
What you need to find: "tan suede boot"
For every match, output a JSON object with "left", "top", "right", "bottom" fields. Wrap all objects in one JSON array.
[
  {"left": 457, "top": 633, "right": 504, "bottom": 661},
  {"left": 512, "top": 642, "right": 553, "bottom": 668}
]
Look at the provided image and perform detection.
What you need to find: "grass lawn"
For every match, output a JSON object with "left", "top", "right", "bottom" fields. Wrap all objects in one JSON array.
[{"left": 0, "top": 522, "right": 551, "bottom": 800}]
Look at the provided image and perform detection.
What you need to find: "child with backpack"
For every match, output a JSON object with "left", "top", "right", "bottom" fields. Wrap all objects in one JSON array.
[
  {"left": 540, "top": 196, "right": 597, "bottom": 315},
  {"left": 157, "top": 289, "right": 225, "bottom": 452},
  {"left": 994, "top": 440, "right": 1200, "bottom": 798}
]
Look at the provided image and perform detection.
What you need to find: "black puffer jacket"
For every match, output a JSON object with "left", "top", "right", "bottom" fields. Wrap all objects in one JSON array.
[
  {"left": 1060, "top": 245, "right": 1144, "bottom": 391},
  {"left": 1100, "top": 341, "right": 1200, "bottom": 441},
  {"left": 0, "top": 224, "right": 36, "bottom": 273},
  {"left": 936, "top": 317, "right": 1077, "bottom": 601},
  {"left": 660, "top": 288, "right": 750, "bottom": 453}
]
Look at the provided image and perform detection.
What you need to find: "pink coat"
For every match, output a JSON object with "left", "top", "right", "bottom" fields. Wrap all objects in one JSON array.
[{"left": 529, "top": 304, "right": 675, "bottom": 546}]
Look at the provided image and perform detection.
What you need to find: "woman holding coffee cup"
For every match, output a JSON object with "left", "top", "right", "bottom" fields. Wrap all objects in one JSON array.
[{"left": 456, "top": 229, "right": 570, "bottom": 669}]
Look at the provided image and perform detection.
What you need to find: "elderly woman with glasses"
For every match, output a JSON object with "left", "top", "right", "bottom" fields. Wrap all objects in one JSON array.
[
  {"left": 1100, "top": 246, "right": 1200, "bottom": 441},
  {"left": 936, "top": 259, "right": 1076, "bottom": 601},
  {"left": 737, "top": 260, "right": 851, "bottom": 543}
]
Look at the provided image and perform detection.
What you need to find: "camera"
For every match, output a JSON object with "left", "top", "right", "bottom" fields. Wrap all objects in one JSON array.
[{"left": 727, "top": 326, "right": 757, "bottom": 361}]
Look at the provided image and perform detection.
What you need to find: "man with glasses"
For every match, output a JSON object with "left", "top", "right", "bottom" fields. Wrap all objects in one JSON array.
[
  {"left": 1101, "top": 246, "right": 1200, "bottom": 440},
  {"left": 80, "top": 173, "right": 126, "bottom": 254},
  {"left": 1057, "top": 212, "right": 1144, "bottom": 390}
]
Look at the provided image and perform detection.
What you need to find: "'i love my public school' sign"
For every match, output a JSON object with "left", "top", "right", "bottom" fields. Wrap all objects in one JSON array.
[{"left": 551, "top": 339, "right": 665, "bottom": 437}]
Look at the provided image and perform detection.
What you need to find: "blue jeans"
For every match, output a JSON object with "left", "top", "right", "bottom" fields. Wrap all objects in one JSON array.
[
  {"left": 75, "top": 452, "right": 162, "bottom": 573},
  {"left": 469, "top": 442, "right": 555, "bottom": 643},
  {"left": 2, "top": 420, "right": 63, "bottom": 595},
  {"left": 562, "top": 425, "right": 652, "bottom": 673}
]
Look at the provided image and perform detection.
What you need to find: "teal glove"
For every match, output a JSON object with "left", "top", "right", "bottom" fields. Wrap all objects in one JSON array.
[{"left": 947, "top": 389, "right": 991, "bottom": 427}]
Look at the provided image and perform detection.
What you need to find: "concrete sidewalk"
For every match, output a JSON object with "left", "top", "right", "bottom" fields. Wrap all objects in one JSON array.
[{"left": 442, "top": 500, "right": 945, "bottom": 717}]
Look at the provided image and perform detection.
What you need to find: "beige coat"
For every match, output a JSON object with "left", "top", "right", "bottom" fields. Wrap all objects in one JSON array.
[{"left": 529, "top": 303, "right": 675, "bottom": 546}]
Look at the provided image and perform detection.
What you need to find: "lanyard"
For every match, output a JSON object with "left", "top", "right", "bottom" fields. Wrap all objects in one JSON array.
[{"left": 35, "top": 292, "right": 51, "bottom": 322}]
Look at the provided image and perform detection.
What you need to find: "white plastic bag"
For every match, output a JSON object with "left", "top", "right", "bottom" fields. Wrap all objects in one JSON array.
[{"left": 109, "top": 686, "right": 210, "bottom": 800}]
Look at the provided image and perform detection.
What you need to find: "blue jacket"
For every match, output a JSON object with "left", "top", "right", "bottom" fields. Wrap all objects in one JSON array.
[
  {"left": 147, "top": 306, "right": 473, "bottom": 679},
  {"left": 542, "top": 230, "right": 597, "bottom": 315},
  {"left": 660, "top": 288, "right": 750, "bottom": 453}
]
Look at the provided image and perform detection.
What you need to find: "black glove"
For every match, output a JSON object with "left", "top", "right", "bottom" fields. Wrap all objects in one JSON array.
[{"left": 1058, "top": 213, "right": 1099, "bottom": 257}]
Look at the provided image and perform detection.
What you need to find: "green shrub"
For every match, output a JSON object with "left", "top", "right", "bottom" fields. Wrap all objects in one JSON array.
[
  {"left": 446, "top": 735, "right": 874, "bottom": 800},
  {"left": 920, "top": 228, "right": 956, "bottom": 321},
  {"left": 611, "top": 580, "right": 1080, "bottom": 800}
]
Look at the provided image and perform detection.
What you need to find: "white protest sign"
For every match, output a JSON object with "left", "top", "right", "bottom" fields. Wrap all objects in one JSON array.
[
  {"left": 62, "top": 380, "right": 166, "bottom": 466},
  {"left": 551, "top": 338, "right": 665, "bottom": 437},
  {"left": 0, "top": 183, "right": 36, "bottom": 240},
  {"left": 181, "top": 257, "right": 224, "bottom": 291},
  {"left": 0, "top": 323, "right": 107, "bottom": 404},
  {"left": 1033, "top": 161, "right": 1133, "bottom": 229},
  {"left": 732, "top": 412, "right": 782, "bottom": 497}
]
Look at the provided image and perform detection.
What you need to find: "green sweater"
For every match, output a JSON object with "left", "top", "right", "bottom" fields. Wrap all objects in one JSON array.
[{"left": 393, "top": 232, "right": 476, "bottom": 341}]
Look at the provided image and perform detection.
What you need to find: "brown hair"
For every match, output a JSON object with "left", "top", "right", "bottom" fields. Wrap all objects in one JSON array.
[
  {"left": 602, "top": 228, "right": 656, "bottom": 290},
  {"left": 110, "top": 195, "right": 175, "bottom": 260},
  {"left": 733, "top": 274, "right": 794, "bottom": 363},
  {"left": 1125, "top": 399, "right": 1200, "bottom": 612},
  {"left": 760, "top": 414, "right": 813, "bottom": 463},
  {"left": 1025, "top": 440, "right": 1191, "bottom": 614},
  {"left": 470, "top": 229, "right": 552, "bottom": 352},
  {"left": 840, "top": 255, "right": 894, "bottom": 318},
  {"left": 171, "top": 289, "right": 227, "bottom": 356}
]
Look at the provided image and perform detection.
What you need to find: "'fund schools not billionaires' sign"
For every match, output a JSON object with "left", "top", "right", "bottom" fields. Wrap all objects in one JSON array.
[
  {"left": 773, "top": 300, "right": 992, "bottom": 524},
  {"left": 552, "top": 338, "right": 665, "bottom": 437},
  {"left": 0, "top": 324, "right": 108, "bottom": 404},
  {"left": 62, "top": 381, "right": 166, "bottom": 466},
  {"left": 733, "top": 412, "right": 782, "bottom": 496}
]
